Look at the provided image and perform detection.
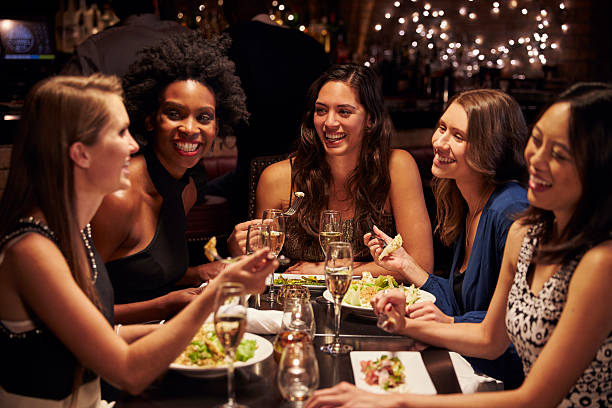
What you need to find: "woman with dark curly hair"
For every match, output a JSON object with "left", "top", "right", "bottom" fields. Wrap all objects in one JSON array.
[
  {"left": 0, "top": 73, "right": 276, "bottom": 406},
  {"left": 256, "top": 64, "right": 434, "bottom": 276},
  {"left": 91, "top": 32, "right": 256, "bottom": 324}
]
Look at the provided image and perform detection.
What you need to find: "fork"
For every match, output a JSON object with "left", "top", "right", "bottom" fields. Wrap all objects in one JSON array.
[
  {"left": 370, "top": 228, "right": 387, "bottom": 248},
  {"left": 283, "top": 192, "right": 305, "bottom": 216}
]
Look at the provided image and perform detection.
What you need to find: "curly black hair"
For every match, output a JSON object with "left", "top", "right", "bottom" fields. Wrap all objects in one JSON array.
[{"left": 123, "top": 31, "right": 248, "bottom": 146}]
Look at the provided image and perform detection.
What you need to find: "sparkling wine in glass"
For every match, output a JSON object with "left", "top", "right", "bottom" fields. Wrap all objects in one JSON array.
[
  {"left": 321, "top": 241, "right": 353, "bottom": 355},
  {"left": 277, "top": 342, "right": 319, "bottom": 407},
  {"left": 262, "top": 209, "right": 285, "bottom": 302},
  {"left": 246, "top": 224, "right": 270, "bottom": 308},
  {"left": 318, "top": 210, "right": 342, "bottom": 256},
  {"left": 214, "top": 282, "right": 248, "bottom": 408}
]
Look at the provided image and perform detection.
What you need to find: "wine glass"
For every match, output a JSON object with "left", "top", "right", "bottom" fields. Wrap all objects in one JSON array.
[
  {"left": 277, "top": 342, "right": 319, "bottom": 407},
  {"left": 246, "top": 224, "right": 270, "bottom": 308},
  {"left": 321, "top": 241, "right": 353, "bottom": 355},
  {"left": 261, "top": 209, "right": 285, "bottom": 302},
  {"left": 318, "top": 210, "right": 342, "bottom": 256},
  {"left": 273, "top": 297, "right": 316, "bottom": 362},
  {"left": 214, "top": 282, "right": 248, "bottom": 408}
]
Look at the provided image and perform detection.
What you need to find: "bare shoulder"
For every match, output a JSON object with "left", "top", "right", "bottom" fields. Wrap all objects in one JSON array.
[
  {"left": 4, "top": 232, "right": 67, "bottom": 279},
  {"left": 574, "top": 240, "right": 612, "bottom": 282},
  {"left": 505, "top": 219, "right": 530, "bottom": 254},
  {"left": 259, "top": 158, "right": 292, "bottom": 184},
  {"left": 256, "top": 158, "right": 292, "bottom": 215},
  {"left": 389, "top": 148, "right": 419, "bottom": 173}
]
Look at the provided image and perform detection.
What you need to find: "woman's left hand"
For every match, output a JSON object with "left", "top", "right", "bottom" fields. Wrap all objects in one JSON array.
[
  {"left": 406, "top": 301, "right": 454, "bottom": 324},
  {"left": 305, "top": 382, "right": 402, "bottom": 408}
]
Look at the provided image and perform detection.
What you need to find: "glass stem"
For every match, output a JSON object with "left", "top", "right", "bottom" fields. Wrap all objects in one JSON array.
[
  {"left": 334, "top": 297, "right": 342, "bottom": 346},
  {"left": 269, "top": 271, "right": 275, "bottom": 299},
  {"left": 226, "top": 352, "right": 236, "bottom": 405}
]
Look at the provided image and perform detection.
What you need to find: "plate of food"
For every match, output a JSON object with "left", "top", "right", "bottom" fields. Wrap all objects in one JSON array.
[
  {"left": 273, "top": 274, "right": 329, "bottom": 289},
  {"left": 322, "top": 273, "right": 436, "bottom": 319},
  {"left": 350, "top": 351, "right": 477, "bottom": 394},
  {"left": 169, "top": 323, "right": 273, "bottom": 378}
]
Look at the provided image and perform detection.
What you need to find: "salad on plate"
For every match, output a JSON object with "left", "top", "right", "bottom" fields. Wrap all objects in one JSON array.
[
  {"left": 342, "top": 272, "right": 425, "bottom": 308},
  {"left": 360, "top": 354, "right": 406, "bottom": 391}
]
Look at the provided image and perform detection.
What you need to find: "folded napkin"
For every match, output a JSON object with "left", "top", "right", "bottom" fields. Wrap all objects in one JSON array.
[
  {"left": 203, "top": 308, "right": 283, "bottom": 335},
  {"left": 246, "top": 308, "right": 283, "bottom": 334},
  {"left": 448, "top": 353, "right": 504, "bottom": 393}
]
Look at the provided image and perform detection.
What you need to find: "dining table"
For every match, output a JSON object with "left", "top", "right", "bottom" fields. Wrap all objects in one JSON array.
[{"left": 113, "top": 287, "right": 495, "bottom": 408}]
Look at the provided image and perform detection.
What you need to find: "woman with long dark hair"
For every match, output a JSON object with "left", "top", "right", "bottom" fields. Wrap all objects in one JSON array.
[{"left": 256, "top": 64, "right": 433, "bottom": 276}]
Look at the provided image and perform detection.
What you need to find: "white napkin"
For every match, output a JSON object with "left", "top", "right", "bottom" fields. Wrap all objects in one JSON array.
[
  {"left": 246, "top": 308, "right": 283, "bottom": 334},
  {"left": 449, "top": 353, "right": 504, "bottom": 393},
  {"left": 203, "top": 308, "right": 283, "bottom": 335}
]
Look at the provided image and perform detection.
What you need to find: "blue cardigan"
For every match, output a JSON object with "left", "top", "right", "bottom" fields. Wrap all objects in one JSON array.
[{"left": 421, "top": 182, "right": 528, "bottom": 388}]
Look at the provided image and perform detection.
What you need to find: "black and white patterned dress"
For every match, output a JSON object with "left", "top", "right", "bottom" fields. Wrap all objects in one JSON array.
[{"left": 506, "top": 223, "right": 611, "bottom": 407}]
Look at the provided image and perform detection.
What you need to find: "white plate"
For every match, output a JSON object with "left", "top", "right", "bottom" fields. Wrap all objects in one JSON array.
[
  {"left": 273, "top": 274, "right": 328, "bottom": 289},
  {"left": 350, "top": 351, "right": 476, "bottom": 394},
  {"left": 323, "top": 287, "right": 436, "bottom": 319},
  {"left": 169, "top": 332, "right": 273, "bottom": 378}
]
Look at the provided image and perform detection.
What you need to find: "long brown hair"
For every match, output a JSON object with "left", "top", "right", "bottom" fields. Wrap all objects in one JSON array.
[
  {"left": 0, "top": 74, "right": 123, "bottom": 308},
  {"left": 520, "top": 84, "right": 612, "bottom": 264},
  {"left": 434, "top": 89, "right": 528, "bottom": 246},
  {"left": 291, "top": 64, "right": 393, "bottom": 237}
]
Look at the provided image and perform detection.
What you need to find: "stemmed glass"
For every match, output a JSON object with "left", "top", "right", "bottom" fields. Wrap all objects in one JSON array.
[
  {"left": 261, "top": 209, "right": 285, "bottom": 302},
  {"left": 318, "top": 210, "right": 342, "bottom": 256},
  {"left": 214, "top": 282, "right": 248, "bottom": 408},
  {"left": 321, "top": 241, "right": 353, "bottom": 354},
  {"left": 273, "top": 297, "right": 316, "bottom": 362},
  {"left": 277, "top": 341, "right": 319, "bottom": 407},
  {"left": 246, "top": 224, "right": 270, "bottom": 308}
]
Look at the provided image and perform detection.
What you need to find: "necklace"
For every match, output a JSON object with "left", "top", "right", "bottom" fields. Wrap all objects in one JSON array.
[
  {"left": 464, "top": 186, "right": 494, "bottom": 252},
  {"left": 80, "top": 223, "right": 98, "bottom": 283}
]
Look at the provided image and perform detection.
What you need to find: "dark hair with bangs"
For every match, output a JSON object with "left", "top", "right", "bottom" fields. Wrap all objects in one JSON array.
[
  {"left": 122, "top": 31, "right": 248, "bottom": 146},
  {"left": 291, "top": 63, "right": 394, "bottom": 238},
  {"left": 520, "top": 83, "right": 612, "bottom": 264},
  {"left": 433, "top": 89, "right": 529, "bottom": 246}
]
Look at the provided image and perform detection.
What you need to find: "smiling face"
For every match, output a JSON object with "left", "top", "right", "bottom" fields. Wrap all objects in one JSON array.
[
  {"left": 431, "top": 102, "right": 478, "bottom": 184},
  {"left": 88, "top": 94, "right": 139, "bottom": 193},
  {"left": 524, "top": 102, "right": 582, "bottom": 225},
  {"left": 151, "top": 80, "right": 216, "bottom": 178},
  {"left": 313, "top": 81, "right": 369, "bottom": 159}
]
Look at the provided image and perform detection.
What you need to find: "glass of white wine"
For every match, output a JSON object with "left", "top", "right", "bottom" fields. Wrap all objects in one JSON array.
[
  {"left": 277, "top": 341, "right": 319, "bottom": 407},
  {"left": 261, "top": 209, "right": 285, "bottom": 302},
  {"left": 318, "top": 210, "right": 342, "bottom": 256},
  {"left": 214, "top": 282, "right": 248, "bottom": 408},
  {"left": 246, "top": 224, "right": 270, "bottom": 309},
  {"left": 321, "top": 241, "right": 353, "bottom": 355}
]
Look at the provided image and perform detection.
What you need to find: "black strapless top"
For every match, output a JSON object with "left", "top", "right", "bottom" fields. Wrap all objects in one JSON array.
[
  {"left": 0, "top": 219, "right": 114, "bottom": 400},
  {"left": 105, "top": 148, "right": 189, "bottom": 304}
]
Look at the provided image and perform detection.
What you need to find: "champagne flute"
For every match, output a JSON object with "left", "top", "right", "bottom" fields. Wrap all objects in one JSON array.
[
  {"left": 318, "top": 210, "right": 342, "bottom": 256},
  {"left": 321, "top": 241, "right": 353, "bottom": 355},
  {"left": 261, "top": 209, "right": 285, "bottom": 302},
  {"left": 246, "top": 224, "right": 270, "bottom": 308},
  {"left": 214, "top": 282, "right": 248, "bottom": 408},
  {"left": 277, "top": 342, "right": 319, "bottom": 407}
]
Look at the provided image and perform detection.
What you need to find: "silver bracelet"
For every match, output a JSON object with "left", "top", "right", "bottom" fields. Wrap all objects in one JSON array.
[{"left": 115, "top": 324, "right": 122, "bottom": 336}]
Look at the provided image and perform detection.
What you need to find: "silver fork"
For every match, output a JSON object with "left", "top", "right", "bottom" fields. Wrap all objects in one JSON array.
[{"left": 283, "top": 192, "right": 305, "bottom": 216}]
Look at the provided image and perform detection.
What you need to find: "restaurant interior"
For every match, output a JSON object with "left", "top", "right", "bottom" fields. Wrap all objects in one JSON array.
[{"left": 0, "top": 1, "right": 610, "bottom": 406}]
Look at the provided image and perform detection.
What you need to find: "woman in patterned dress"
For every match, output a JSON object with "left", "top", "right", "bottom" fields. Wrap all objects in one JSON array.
[{"left": 305, "top": 85, "right": 612, "bottom": 408}]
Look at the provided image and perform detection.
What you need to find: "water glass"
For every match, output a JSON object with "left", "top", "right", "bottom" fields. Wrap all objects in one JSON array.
[{"left": 277, "top": 342, "right": 319, "bottom": 406}]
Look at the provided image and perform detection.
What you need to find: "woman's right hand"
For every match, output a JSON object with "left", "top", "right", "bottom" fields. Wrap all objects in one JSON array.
[
  {"left": 364, "top": 226, "right": 428, "bottom": 286},
  {"left": 213, "top": 248, "right": 278, "bottom": 294},
  {"left": 370, "top": 288, "right": 408, "bottom": 333}
]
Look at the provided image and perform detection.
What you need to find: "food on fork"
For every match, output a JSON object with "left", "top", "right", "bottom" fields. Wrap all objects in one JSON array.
[
  {"left": 378, "top": 233, "right": 403, "bottom": 261},
  {"left": 204, "top": 236, "right": 219, "bottom": 262},
  {"left": 295, "top": 191, "right": 305, "bottom": 198}
]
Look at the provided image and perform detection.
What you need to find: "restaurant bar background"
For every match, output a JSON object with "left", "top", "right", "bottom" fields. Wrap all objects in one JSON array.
[{"left": 1, "top": 0, "right": 611, "bottom": 195}]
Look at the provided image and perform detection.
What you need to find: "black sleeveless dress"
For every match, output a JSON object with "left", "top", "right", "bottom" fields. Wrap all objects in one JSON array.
[
  {"left": 105, "top": 148, "right": 190, "bottom": 304},
  {"left": 0, "top": 218, "right": 114, "bottom": 400}
]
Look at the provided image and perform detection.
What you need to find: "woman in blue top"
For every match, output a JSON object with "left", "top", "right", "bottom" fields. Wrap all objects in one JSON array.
[{"left": 366, "top": 89, "right": 529, "bottom": 388}]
